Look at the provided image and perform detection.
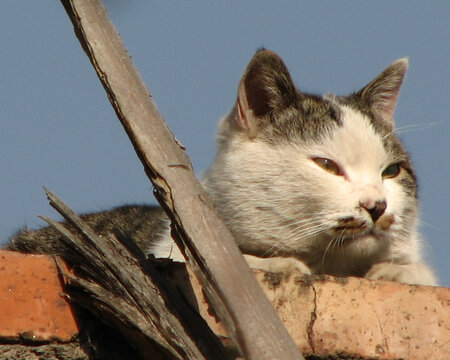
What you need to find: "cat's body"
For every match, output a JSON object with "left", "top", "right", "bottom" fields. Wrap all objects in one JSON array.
[{"left": 8, "top": 50, "right": 436, "bottom": 285}]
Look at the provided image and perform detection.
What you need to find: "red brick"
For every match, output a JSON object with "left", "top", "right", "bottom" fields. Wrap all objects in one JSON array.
[
  {"left": 254, "top": 272, "right": 450, "bottom": 359},
  {"left": 1, "top": 249, "right": 449, "bottom": 360},
  {"left": 172, "top": 265, "right": 450, "bottom": 359},
  {"left": 0, "top": 250, "right": 79, "bottom": 342}
]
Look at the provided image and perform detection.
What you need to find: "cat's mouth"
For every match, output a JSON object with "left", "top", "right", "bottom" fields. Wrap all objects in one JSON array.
[
  {"left": 333, "top": 217, "right": 370, "bottom": 236},
  {"left": 333, "top": 214, "right": 395, "bottom": 237}
]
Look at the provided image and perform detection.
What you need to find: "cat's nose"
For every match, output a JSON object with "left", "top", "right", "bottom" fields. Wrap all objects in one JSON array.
[{"left": 361, "top": 199, "right": 387, "bottom": 223}]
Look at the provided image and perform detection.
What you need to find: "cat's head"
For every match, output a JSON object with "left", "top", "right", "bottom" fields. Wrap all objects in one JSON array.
[{"left": 204, "top": 49, "right": 418, "bottom": 275}]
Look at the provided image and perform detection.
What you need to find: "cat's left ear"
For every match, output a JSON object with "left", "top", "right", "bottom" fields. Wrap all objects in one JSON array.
[
  {"left": 235, "top": 49, "right": 299, "bottom": 138},
  {"left": 359, "top": 58, "right": 408, "bottom": 127}
]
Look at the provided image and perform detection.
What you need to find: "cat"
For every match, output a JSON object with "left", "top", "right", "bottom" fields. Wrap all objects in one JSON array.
[{"left": 7, "top": 49, "right": 436, "bottom": 286}]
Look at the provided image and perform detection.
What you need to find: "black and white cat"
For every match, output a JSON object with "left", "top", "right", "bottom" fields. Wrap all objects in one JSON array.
[{"left": 9, "top": 50, "right": 436, "bottom": 285}]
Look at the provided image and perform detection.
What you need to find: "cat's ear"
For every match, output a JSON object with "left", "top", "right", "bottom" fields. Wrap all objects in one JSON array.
[
  {"left": 359, "top": 58, "right": 408, "bottom": 127},
  {"left": 235, "top": 49, "right": 298, "bottom": 137}
]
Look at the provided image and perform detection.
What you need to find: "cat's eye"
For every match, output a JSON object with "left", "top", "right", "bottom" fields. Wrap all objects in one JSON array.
[
  {"left": 312, "top": 157, "right": 342, "bottom": 176},
  {"left": 382, "top": 163, "right": 401, "bottom": 179}
]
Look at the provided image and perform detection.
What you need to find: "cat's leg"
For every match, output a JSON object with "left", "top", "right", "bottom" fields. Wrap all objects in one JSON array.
[
  {"left": 243, "top": 254, "right": 311, "bottom": 275},
  {"left": 365, "top": 262, "right": 437, "bottom": 286}
]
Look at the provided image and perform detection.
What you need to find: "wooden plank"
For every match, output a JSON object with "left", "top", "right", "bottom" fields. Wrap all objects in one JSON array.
[{"left": 59, "top": 0, "right": 304, "bottom": 359}]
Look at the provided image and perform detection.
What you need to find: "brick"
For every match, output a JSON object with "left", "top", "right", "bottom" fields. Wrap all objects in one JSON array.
[
  {"left": 1, "top": 250, "right": 448, "bottom": 360},
  {"left": 177, "top": 266, "right": 450, "bottom": 359},
  {"left": 255, "top": 272, "right": 450, "bottom": 359},
  {"left": 0, "top": 251, "right": 78, "bottom": 342}
]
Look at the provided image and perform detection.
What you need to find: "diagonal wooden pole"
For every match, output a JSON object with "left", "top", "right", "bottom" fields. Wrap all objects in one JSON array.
[{"left": 60, "top": 1, "right": 304, "bottom": 359}]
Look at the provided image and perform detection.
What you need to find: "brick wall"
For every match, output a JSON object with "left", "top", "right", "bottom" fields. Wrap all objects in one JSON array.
[{"left": 1, "top": 250, "right": 449, "bottom": 359}]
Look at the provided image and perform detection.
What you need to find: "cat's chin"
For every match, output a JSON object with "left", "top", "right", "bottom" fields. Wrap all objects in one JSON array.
[
  {"left": 326, "top": 224, "right": 389, "bottom": 257},
  {"left": 341, "top": 231, "right": 389, "bottom": 258}
]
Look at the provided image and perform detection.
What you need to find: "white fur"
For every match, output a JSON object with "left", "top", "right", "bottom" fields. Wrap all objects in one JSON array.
[
  {"left": 153, "top": 96, "right": 436, "bottom": 285},
  {"left": 152, "top": 227, "right": 185, "bottom": 261}
]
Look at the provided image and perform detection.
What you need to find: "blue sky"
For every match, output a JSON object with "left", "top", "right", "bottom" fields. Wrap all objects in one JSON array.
[{"left": 1, "top": 2, "right": 449, "bottom": 285}]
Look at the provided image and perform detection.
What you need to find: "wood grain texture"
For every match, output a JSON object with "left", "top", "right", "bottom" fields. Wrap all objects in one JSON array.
[{"left": 42, "top": 189, "right": 229, "bottom": 360}]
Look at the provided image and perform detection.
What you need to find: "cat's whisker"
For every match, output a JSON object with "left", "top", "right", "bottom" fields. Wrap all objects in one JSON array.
[
  {"left": 383, "top": 122, "right": 440, "bottom": 139},
  {"left": 266, "top": 226, "right": 325, "bottom": 257},
  {"left": 265, "top": 221, "right": 329, "bottom": 257},
  {"left": 416, "top": 219, "right": 442, "bottom": 231},
  {"left": 321, "top": 237, "right": 336, "bottom": 274}
]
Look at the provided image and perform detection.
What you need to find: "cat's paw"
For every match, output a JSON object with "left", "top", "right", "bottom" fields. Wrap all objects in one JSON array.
[
  {"left": 243, "top": 254, "right": 311, "bottom": 275},
  {"left": 365, "top": 262, "right": 437, "bottom": 286}
]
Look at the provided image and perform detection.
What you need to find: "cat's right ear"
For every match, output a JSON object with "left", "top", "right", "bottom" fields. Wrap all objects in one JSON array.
[
  {"left": 359, "top": 58, "right": 408, "bottom": 128},
  {"left": 235, "top": 49, "right": 298, "bottom": 138}
]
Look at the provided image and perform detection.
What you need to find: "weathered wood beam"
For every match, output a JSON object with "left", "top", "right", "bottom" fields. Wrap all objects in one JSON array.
[{"left": 59, "top": 0, "right": 304, "bottom": 359}]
